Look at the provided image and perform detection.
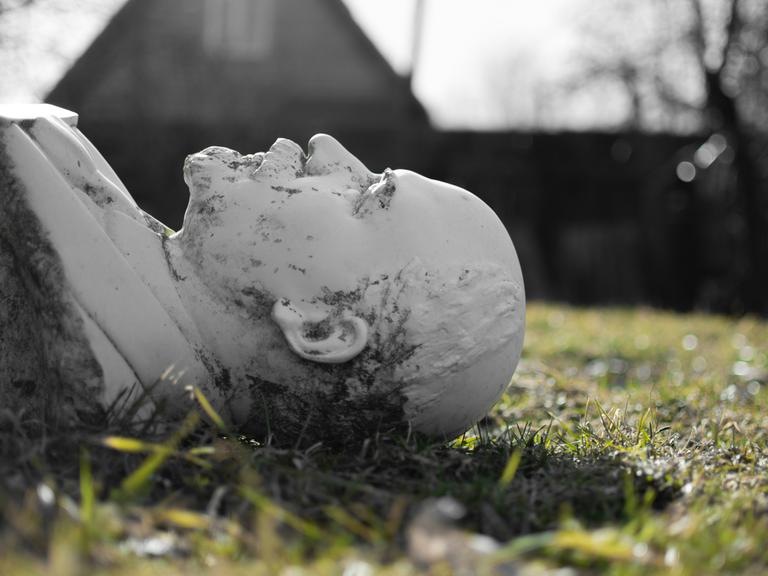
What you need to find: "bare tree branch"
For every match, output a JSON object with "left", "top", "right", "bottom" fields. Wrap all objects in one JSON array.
[
  {"left": 718, "top": 0, "right": 742, "bottom": 75},
  {"left": 0, "top": 0, "right": 36, "bottom": 16},
  {"left": 687, "top": 0, "right": 708, "bottom": 72},
  {"left": 652, "top": 72, "right": 701, "bottom": 113}
]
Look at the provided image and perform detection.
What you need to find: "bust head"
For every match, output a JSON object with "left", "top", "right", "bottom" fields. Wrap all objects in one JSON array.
[
  {"left": 173, "top": 135, "right": 525, "bottom": 440},
  {"left": 0, "top": 106, "right": 522, "bottom": 443}
]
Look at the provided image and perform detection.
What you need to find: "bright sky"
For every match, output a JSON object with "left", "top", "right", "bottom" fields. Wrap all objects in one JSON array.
[
  {"left": 0, "top": 0, "right": 611, "bottom": 129},
  {"left": 344, "top": 0, "right": 582, "bottom": 128}
]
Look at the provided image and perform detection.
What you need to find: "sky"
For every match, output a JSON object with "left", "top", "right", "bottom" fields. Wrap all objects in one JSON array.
[
  {"left": 344, "top": 0, "right": 580, "bottom": 128},
  {"left": 0, "top": 0, "right": 621, "bottom": 130}
]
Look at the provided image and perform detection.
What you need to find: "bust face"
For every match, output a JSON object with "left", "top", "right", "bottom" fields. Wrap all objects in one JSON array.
[{"left": 173, "top": 135, "right": 525, "bottom": 440}]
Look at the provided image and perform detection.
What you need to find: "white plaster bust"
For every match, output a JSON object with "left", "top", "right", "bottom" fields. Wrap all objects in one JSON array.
[{"left": 0, "top": 105, "right": 525, "bottom": 442}]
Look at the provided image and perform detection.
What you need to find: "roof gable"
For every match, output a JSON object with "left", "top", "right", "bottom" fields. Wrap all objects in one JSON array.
[{"left": 47, "top": 0, "right": 427, "bottom": 125}]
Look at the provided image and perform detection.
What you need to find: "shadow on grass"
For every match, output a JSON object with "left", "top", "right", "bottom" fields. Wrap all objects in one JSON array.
[
  {"left": 0, "top": 400, "right": 684, "bottom": 559},
  {"left": 255, "top": 432, "right": 684, "bottom": 542}
]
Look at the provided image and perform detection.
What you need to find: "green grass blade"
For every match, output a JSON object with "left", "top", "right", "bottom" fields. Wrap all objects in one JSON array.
[
  {"left": 240, "top": 486, "right": 324, "bottom": 541},
  {"left": 116, "top": 412, "right": 200, "bottom": 499},
  {"left": 101, "top": 436, "right": 160, "bottom": 453},
  {"left": 498, "top": 449, "right": 523, "bottom": 487},
  {"left": 193, "top": 387, "right": 227, "bottom": 431},
  {"left": 79, "top": 449, "right": 95, "bottom": 552}
]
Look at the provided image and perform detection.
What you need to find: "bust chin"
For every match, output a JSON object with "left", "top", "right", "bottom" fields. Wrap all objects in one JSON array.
[{"left": 0, "top": 105, "right": 525, "bottom": 443}]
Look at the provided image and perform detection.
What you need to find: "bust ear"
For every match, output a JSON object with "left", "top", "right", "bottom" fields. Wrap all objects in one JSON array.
[{"left": 271, "top": 299, "right": 368, "bottom": 364}]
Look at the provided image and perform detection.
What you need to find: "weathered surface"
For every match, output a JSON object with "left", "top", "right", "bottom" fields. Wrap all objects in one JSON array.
[
  {"left": 0, "top": 105, "right": 525, "bottom": 443},
  {"left": 169, "top": 133, "right": 526, "bottom": 439},
  {"left": 0, "top": 116, "right": 102, "bottom": 425},
  {"left": 0, "top": 105, "right": 210, "bottom": 423}
]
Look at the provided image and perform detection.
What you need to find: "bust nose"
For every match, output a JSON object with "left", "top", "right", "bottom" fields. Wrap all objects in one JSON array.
[{"left": 305, "top": 134, "right": 374, "bottom": 189}]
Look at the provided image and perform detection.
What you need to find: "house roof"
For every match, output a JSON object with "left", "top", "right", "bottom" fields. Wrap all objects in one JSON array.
[
  {"left": 47, "top": 0, "right": 140, "bottom": 106},
  {"left": 47, "top": 0, "right": 428, "bottom": 123}
]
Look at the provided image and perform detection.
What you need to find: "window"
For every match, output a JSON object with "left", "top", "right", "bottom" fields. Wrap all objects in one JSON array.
[{"left": 204, "top": 0, "right": 275, "bottom": 60}]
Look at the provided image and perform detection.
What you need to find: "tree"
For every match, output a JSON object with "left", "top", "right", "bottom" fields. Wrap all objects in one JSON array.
[
  {"left": 0, "top": 0, "right": 119, "bottom": 101},
  {"left": 569, "top": 0, "right": 768, "bottom": 312}
]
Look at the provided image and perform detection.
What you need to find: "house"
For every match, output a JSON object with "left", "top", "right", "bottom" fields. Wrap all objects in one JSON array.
[{"left": 48, "top": 0, "right": 430, "bottom": 227}]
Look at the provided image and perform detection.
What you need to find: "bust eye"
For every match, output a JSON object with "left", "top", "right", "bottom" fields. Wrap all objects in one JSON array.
[
  {"left": 352, "top": 169, "right": 398, "bottom": 217},
  {"left": 373, "top": 169, "right": 397, "bottom": 199}
]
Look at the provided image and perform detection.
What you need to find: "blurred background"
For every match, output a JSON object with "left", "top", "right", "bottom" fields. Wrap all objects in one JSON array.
[{"left": 1, "top": 0, "right": 766, "bottom": 314}]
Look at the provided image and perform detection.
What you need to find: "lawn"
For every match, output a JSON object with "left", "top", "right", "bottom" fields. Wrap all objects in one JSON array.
[{"left": 1, "top": 303, "right": 767, "bottom": 575}]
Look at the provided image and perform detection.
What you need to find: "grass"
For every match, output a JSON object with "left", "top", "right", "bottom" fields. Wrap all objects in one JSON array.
[{"left": 1, "top": 303, "right": 767, "bottom": 575}]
